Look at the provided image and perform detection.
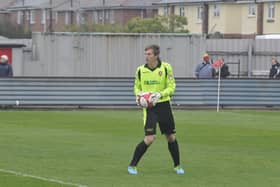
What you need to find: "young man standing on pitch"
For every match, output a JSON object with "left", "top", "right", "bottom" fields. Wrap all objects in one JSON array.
[{"left": 128, "top": 44, "right": 184, "bottom": 175}]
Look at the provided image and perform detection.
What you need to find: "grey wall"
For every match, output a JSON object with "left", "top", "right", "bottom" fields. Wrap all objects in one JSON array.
[{"left": 20, "top": 32, "right": 280, "bottom": 78}]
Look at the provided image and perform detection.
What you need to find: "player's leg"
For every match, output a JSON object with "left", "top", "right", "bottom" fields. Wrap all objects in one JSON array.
[
  {"left": 157, "top": 101, "right": 185, "bottom": 174},
  {"left": 128, "top": 108, "right": 157, "bottom": 174},
  {"left": 128, "top": 135, "right": 155, "bottom": 167},
  {"left": 166, "top": 133, "right": 184, "bottom": 174}
]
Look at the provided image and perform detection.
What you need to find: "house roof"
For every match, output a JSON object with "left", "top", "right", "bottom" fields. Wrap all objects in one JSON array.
[
  {"left": 0, "top": 0, "right": 16, "bottom": 10},
  {"left": 7, "top": 0, "right": 162, "bottom": 11},
  {"left": 65, "top": 0, "right": 162, "bottom": 11},
  {"left": 79, "top": 0, "right": 161, "bottom": 7},
  {"left": 154, "top": 0, "right": 280, "bottom": 5},
  {"left": 155, "top": 0, "right": 225, "bottom": 4},
  {"left": 8, "top": 0, "right": 70, "bottom": 10}
]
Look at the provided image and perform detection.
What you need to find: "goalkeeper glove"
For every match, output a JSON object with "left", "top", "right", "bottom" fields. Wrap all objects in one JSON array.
[
  {"left": 150, "top": 92, "right": 161, "bottom": 106},
  {"left": 135, "top": 92, "right": 145, "bottom": 106}
]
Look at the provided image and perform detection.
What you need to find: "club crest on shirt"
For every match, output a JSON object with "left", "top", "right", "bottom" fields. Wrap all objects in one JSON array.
[{"left": 158, "top": 71, "right": 163, "bottom": 76}]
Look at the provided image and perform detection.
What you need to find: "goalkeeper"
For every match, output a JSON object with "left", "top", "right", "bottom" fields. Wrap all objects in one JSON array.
[{"left": 128, "top": 44, "right": 185, "bottom": 175}]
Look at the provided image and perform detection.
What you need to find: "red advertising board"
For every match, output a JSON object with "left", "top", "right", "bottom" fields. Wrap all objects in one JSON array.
[{"left": 0, "top": 48, "right": 12, "bottom": 64}]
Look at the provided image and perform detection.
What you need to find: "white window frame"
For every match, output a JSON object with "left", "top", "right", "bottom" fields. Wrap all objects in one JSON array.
[
  {"left": 76, "top": 12, "right": 80, "bottom": 25},
  {"left": 17, "top": 11, "right": 23, "bottom": 24},
  {"left": 30, "top": 10, "right": 36, "bottom": 24},
  {"left": 213, "top": 4, "right": 220, "bottom": 17},
  {"left": 248, "top": 4, "right": 256, "bottom": 16},
  {"left": 179, "top": 7, "right": 185, "bottom": 17},
  {"left": 197, "top": 6, "right": 203, "bottom": 23},
  {"left": 164, "top": 7, "right": 169, "bottom": 16},
  {"left": 268, "top": 2, "right": 275, "bottom": 20},
  {"left": 41, "top": 9, "right": 46, "bottom": 24},
  {"left": 65, "top": 12, "right": 69, "bottom": 25},
  {"left": 55, "top": 12, "right": 58, "bottom": 24},
  {"left": 110, "top": 10, "right": 115, "bottom": 24}
]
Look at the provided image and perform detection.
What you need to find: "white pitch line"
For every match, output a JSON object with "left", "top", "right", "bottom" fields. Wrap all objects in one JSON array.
[{"left": 0, "top": 168, "right": 88, "bottom": 187}]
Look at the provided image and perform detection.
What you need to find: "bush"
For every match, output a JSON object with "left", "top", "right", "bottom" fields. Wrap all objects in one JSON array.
[
  {"left": 0, "top": 19, "right": 31, "bottom": 38},
  {"left": 63, "top": 15, "right": 189, "bottom": 33}
]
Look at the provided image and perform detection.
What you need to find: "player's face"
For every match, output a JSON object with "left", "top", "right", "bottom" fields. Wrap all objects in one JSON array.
[{"left": 145, "top": 49, "right": 158, "bottom": 64}]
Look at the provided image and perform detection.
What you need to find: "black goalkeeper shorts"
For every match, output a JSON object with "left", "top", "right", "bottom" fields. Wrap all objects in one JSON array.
[{"left": 143, "top": 101, "right": 176, "bottom": 135}]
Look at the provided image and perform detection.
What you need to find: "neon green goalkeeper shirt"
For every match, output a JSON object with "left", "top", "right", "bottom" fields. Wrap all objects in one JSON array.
[{"left": 134, "top": 60, "right": 176, "bottom": 103}]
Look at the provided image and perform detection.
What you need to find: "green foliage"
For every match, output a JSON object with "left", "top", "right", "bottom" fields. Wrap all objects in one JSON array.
[
  {"left": 0, "top": 18, "right": 31, "bottom": 38},
  {"left": 63, "top": 15, "right": 188, "bottom": 33},
  {"left": 64, "top": 22, "right": 125, "bottom": 33},
  {"left": 126, "top": 17, "right": 166, "bottom": 33},
  {"left": 127, "top": 15, "right": 188, "bottom": 33}
]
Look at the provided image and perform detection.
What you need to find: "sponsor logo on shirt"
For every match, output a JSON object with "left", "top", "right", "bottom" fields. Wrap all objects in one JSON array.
[{"left": 144, "top": 80, "right": 160, "bottom": 85}]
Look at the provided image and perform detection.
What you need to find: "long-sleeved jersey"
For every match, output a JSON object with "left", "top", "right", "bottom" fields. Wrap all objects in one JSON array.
[{"left": 134, "top": 60, "right": 176, "bottom": 103}]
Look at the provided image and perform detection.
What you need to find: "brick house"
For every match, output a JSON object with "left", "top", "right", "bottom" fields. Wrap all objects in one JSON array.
[{"left": 5, "top": 0, "right": 161, "bottom": 33}]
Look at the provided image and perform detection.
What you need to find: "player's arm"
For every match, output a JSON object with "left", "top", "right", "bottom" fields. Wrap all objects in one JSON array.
[
  {"left": 134, "top": 67, "right": 142, "bottom": 96},
  {"left": 160, "top": 63, "right": 176, "bottom": 97}
]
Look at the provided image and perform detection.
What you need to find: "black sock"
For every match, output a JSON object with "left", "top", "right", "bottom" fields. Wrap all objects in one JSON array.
[
  {"left": 168, "top": 139, "right": 180, "bottom": 167},
  {"left": 129, "top": 141, "right": 149, "bottom": 166}
]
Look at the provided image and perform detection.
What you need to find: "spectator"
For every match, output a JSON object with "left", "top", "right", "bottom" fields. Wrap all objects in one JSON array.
[
  {"left": 0, "top": 55, "right": 13, "bottom": 77},
  {"left": 195, "top": 53, "right": 215, "bottom": 78},
  {"left": 269, "top": 57, "right": 280, "bottom": 79},
  {"left": 216, "top": 57, "right": 230, "bottom": 78}
]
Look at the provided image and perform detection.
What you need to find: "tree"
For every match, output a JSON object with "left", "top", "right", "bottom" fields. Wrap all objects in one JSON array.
[
  {"left": 126, "top": 15, "right": 188, "bottom": 33},
  {"left": 0, "top": 18, "right": 31, "bottom": 38},
  {"left": 63, "top": 15, "right": 188, "bottom": 33}
]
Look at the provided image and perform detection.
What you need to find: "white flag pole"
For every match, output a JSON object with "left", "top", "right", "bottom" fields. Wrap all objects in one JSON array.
[{"left": 217, "top": 66, "right": 221, "bottom": 112}]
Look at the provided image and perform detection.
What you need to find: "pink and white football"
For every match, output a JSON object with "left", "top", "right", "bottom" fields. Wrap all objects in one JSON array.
[{"left": 137, "top": 92, "right": 153, "bottom": 108}]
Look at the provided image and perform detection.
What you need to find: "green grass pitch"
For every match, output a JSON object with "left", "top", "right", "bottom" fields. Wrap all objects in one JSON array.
[{"left": 0, "top": 110, "right": 279, "bottom": 187}]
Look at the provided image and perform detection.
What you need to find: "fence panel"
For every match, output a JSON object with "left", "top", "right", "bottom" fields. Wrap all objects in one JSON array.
[
  {"left": 18, "top": 34, "right": 280, "bottom": 78},
  {"left": 1, "top": 78, "right": 280, "bottom": 109}
]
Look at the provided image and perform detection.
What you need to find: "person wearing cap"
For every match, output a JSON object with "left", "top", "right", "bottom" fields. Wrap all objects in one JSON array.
[
  {"left": 194, "top": 53, "right": 216, "bottom": 79},
  {"left": 0, "top": 55, "right": 13, "bottom": 77}
]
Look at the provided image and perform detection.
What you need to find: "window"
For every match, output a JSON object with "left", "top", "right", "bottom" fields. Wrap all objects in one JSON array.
[
  {"left": 55, "top": 12, "right": 58, "bottom": 24},
  {"left": 17, "top": 11, "right": 23, "bottom": 24},
  {"left": 76, "top": 12, "right": 84, "bottom": 25},
  {"left": 92, "top": 11, "right": 98, "bottom": 23},
  {"left": 197, "top": 6, "right": 203, "bottom": 22},
  {"left": 30, "top": 10, "right": 36, "bottom": 24},
  {"left": 80, "top": 12, "right": 86, "bottom": 24},
  {"left": 110, "top": 10, "right": 115, "bottom": 24},
  {"left": 65, "top": 12, "right": 69, "bottom": 25},
  {"left": 164, "top": 7, "right": 169, "bottom": 16},
  {"left": 41, "top": 10, "right": 46, "bottom": 24},
  {"left": 213, "top": 4, "right": 220, "bottom": 17},
  {"left": 26, "top": 11, "right": 29, "bottom": 21},
  {"left": 105, "top": 10, "right": 110, "bottom": 21},
  {"left": 179, "top": 7, "right": 185, "bottom": 17},
  {"left": 268, "top": 2, "right": 275, "bottom": 19},
  {"left": 97, "top": 11, "right": 104, "bottom": 23},
  {"left": 248, "top": 4, "right": 256, "bottom": 16}
]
